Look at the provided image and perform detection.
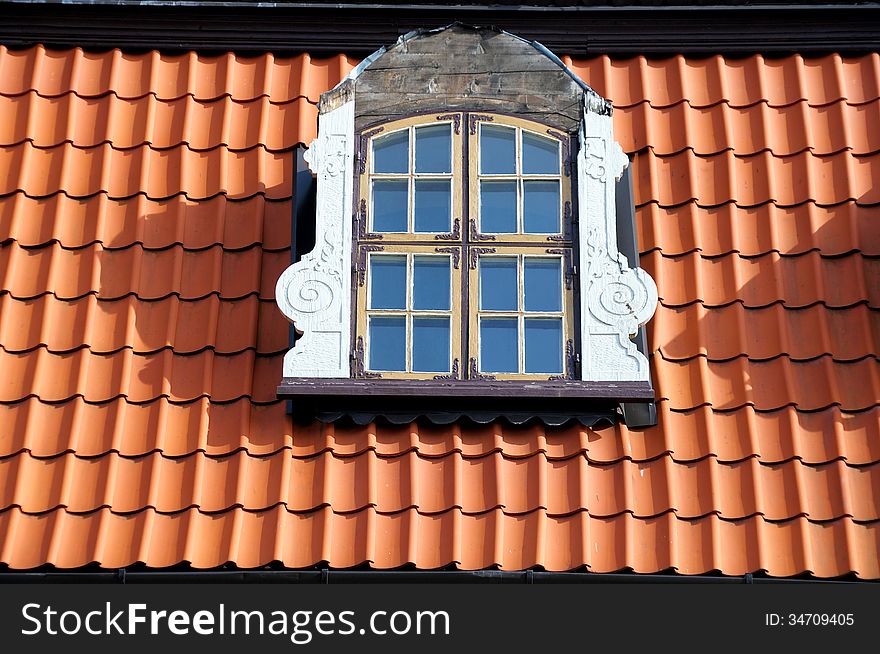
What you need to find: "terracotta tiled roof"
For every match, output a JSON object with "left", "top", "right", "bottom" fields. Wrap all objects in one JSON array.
[{"left": 1, "top": 46, "right": 878, "bottom": 578}]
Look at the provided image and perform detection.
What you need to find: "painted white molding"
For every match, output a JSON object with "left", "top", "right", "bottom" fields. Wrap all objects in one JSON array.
[
  {"left": 275, "top": 100, "right": 354, "bottom": 377},
  {"left": 577, "top": 107, "right": 659, "bottom": 382}
]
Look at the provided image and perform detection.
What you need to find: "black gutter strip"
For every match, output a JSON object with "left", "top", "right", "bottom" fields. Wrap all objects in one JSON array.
[
  {"left": 10, "top": 1, "right": 880, "bottom": 11},
  {"left": 0, "top": 570, "right": 864, "bottom": 584}
]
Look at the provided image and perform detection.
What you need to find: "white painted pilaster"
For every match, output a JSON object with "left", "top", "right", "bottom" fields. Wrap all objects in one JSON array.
[
  {"left": 274, "top": 100, "right": 354, "bottom": 377},
  {"left": 577, "top": 107, "right": 658, "bottom": 382}
]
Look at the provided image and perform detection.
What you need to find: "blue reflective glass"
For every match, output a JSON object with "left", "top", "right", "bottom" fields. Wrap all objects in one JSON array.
[
  {"left": 415, "top": 124, "right": 451, "bottom": 174},
  {"left": 480, "top": 318, "right": 518, "bottom": 373},
  {"left": 373, "top": 130, "right": 409, "bottom": 174},
  {"left": 412, "top": 317, "right": 450, "bottom": 372},
  {"left": 369, "top": 255, "right": 407, "bottom": 309},
  {"left": 414, "top": 180, "right": 451, "bottom": 233},
  {"left": 524, "top": 319, "right": 562, "bottom": 373},
  {"left": 480, "top": 181, "right": 517, "bottom": 233},
  {"left": 524, "top": 258, "right": 562, "bottom": 312},
  {"left": 372, "top": 180, "right": 408, "bottom": 232},
  {"left": 523, "top": 181, "right": 560, "bottom": 234},
  {"left": 479, "top": 257, "right": 518, "bottom": 311},
  {"left": 369, "top": 316, "right": 406, "bottom": 371},
  {"left": 480, "top": 125, "right": 516, "bottom": 174},
  {"left": 413, "top": 256, "right": 450, "bottom": 310},
  {"left": 522, "top": 132, "right": 560, "bottom": 175}
]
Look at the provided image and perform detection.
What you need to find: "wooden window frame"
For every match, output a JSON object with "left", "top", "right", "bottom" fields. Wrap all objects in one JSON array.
[{"left": 354, "top": 110, "right": 578, "bottom": 381}]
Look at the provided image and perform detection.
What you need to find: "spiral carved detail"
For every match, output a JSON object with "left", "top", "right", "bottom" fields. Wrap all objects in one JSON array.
[
  {"left": 287, "top": 276, "right": 335, "bottom": 314},
  {"left": 588, "top": 269, "right": 650, "bottom": 334}
]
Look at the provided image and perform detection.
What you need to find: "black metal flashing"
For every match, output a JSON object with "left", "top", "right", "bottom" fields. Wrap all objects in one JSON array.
[{"left": 1, "top": 2, "right": 878, "bottom": 56}]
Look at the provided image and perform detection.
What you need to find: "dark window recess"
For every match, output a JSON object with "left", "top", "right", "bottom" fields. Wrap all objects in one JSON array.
[
  {"left": 615, "top": 163, "right": 658, "bottom": 428},
  {"left": 289, "top": 144, "right": 317, "bottom": 352}
]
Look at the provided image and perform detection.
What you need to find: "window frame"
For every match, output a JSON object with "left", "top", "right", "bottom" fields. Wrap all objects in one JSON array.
[{"left": 353, "top": 110, "right": 578, "bottom": 381}]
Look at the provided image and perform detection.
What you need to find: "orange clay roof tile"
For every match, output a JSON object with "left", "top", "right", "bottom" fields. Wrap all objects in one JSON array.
[
  {"left": 642, "top": 250, "right": 880, "bottom": 308},
  {"left": 2, "top": 450, "right": 878, "bottom": 522},
  {"left": 0, "top": 506, "right": 877, "bottom": 576},
  {"left": 1, "top": 47, "right": 878, "bottom": 578},
  {"left": 0, "top": 243, "right": 288, "bottom": 301},
  {"left": 0, "top": 194, "right": 292, "bottom": 250},
  {"left": 0, "top": 295, "right": 287, "bottom": 355},
  {"left": 0, "top": 348, "right": 280, "bottom": 403},
  {"left": 0, "top": 46, "right": 356, "bottom": 101},
  {"left": 654, "top": 355, "right": 880, "bottom": 411},
  {"left": 563, "top": 53, "right": 880, "bottom": 108},
  {"left": 637, "top": 202, "right": 880, "bottom": 257},
  {"left": 616, "top": 99, "right": 880, "bottom": 156},
  {"left": 651, "top": 303, "right": 880, "bottom": 362},
  {"left": 0, "top": 142, "right": 292, "bottom": 199},
  {"left": 0, "top": 93, "right": 319, "bottom": 152},
  {"left": 633, "top": 150, "right": 880, "bottom": 207}
]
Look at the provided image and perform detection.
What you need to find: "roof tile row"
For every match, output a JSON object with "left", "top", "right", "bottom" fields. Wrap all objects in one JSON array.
[
  {"left": 0, "top": 142, "right": 292, "bottom": 199},
  {"left": 0, "top": 294, "right": 288, "bottom": 355},
  {"left": 4, "top": 46, "right": 879, "bottom": 109},
  {"left": 642, "top": 250, "right": 879, "bottom": 308},
  {"left": 618, "top": 98, "right": 880, "bottom": 156},
  {"left": 3, "top": 399, "right": 878, "bottom": 465},
  {"left": 1, "top": 194, "right": 292, "bottom": 251},
  {"left": 1, "top": 506, "right": 876, "bottom": 576},
  {"left": 563, "top": 53, "right": 880, "bottom": 108},
  {"left": 637, "top": 201, "right": 880, "bottom": 257},
  {"left": 0, "top": 93, "right": 318, "bottom": 152},
  {"left": 654, "top": 355, "right": 879, "bottom": 411},
  {"left": 0, "top": 46, "right": 355, "bottom": 102},
  {"left": 0, "top": 243, "right": 288, "bottom": 301},
  {"left": 651, "top": 303, "right": 879, "bottom": 362},
  {"left": 0, "top": 348, "right": 280, "bottom": 404},
  {"left": 2, "top": 449, "right": 877, "bottom": 521},
  {"left": 633, "top": 149, "right": 880, "bottom": 207}
]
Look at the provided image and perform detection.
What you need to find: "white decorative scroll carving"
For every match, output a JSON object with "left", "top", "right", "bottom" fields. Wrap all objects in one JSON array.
[
  {"left": 578, "top": 108, "right": 658, "bottom": 382},
  {"left": 275, "top": 100, "right": 354, "bottom": 377}
]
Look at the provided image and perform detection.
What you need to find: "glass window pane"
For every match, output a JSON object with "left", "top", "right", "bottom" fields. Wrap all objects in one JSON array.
[
  {"left": 413, "top": 256, "right": 450, "bottom": 310},
  {"left": 523, "top": 180, "right": 560, "bottom": 234},
  {"left": 373, "top": 130, "right": 408, "bottom": 174},
  {"left": 479, "top": 257, "right": 518, "bottom": 311},
  {"left": 414, "top": 179, "right": 451, "bottom": 233},
  {"left": 480, "top": 181, "right": 517, "bottom": 233},
  {"left": 480, "top": 318, "right": 518, "bottom": 373},
  {"left": 524, "top": 258, "right": 562, "bottom": 312},
  {"left": 369, "top": 316, "right": 406, "bottom": 371},
  {"left": 522, "top": 132, "right": 560, "bottom": 175},
  {"left": 415, "top": 124, "right": 451, "bottom": 174},
  {"left": 524, "top": 318, "right": 562, "bottom": 374},
  {"left": 372, "top": 179, "right": 408, "bottom": 232},
  {"left": 369, "top": 255, "right": 407, "bottom": 309},
  {"left": 480, "top": 125, "right": 516, "bottom": 174},
  {"left": 412, "top": 317, "right": 450, "bottom": 372}
]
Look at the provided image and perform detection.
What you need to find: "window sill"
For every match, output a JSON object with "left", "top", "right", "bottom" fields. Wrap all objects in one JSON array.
[{"left": 278, "top": 378, "right": 654, "bottom": 426}]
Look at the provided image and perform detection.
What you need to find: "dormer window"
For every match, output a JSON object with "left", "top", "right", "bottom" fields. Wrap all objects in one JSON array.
[{"left": 274, "top": 25, "right": 658, "bottom": 425}]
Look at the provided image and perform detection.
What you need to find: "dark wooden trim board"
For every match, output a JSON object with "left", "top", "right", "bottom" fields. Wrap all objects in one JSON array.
[
  {"left": 278, "top": 378, "right": 654, "bottom": 401},
  {"left": 1, "top": 3, "right": 878, "bottom": 56}
]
